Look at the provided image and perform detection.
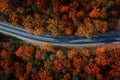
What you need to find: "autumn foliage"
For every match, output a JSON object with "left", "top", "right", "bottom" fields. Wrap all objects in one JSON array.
[
  {"left": 0, "top": 40, "right": 120, "bottom": 80},
  {"left": 0, "top": 0, "right": 120, "bottom": 38}
]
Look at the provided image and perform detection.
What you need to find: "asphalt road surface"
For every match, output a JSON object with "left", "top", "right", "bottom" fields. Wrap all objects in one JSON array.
[{"left": 0, "top": 22, "right": 120, "bottom": 47}]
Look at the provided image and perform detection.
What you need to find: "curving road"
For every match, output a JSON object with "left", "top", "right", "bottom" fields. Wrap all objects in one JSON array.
[{"left": 0, "top": 22, "right": 120, "bottom": 46}]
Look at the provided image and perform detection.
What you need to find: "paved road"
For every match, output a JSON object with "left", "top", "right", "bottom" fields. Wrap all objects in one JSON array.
[{"left": 0, "top": 22, "right": 120, "bottom": 46}]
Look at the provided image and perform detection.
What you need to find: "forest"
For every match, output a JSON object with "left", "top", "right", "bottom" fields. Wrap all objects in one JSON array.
[
  {"left": 0, "top": 0, "right": 120, "bottom": 38},
  {"left": 0, "top": 33, "right": 120, "bottom": 80}
]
